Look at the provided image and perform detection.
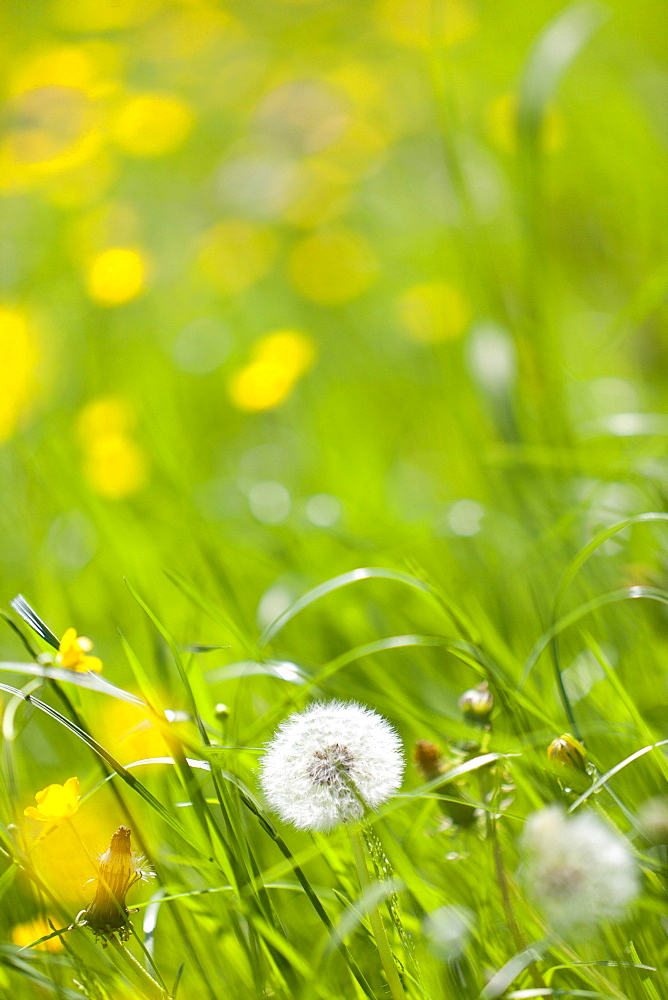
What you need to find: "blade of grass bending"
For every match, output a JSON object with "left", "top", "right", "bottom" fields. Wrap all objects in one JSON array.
[
  {"left": 568, "top": 739, "right": 668, "bottom": 812},
  {"left": 258, "top": 567, "right": 435, "bottom": 648},
  {"left": 521, "top": 587, "right": 668, "bottom": 688},
  {"left": 0, "top": 661, "right": 146, "bottom": 706},
  {"left": 547, "top": 513, "right": 668, "bottom": 740},
  {"left": 205, "top": 764, "right": 376, "bottom": 1000},
  {"left": 9, "top": 595, "right": 60, "bottom": 648},
  {"left": 122, "top": 595, "right": 292, "bottom": 982}
]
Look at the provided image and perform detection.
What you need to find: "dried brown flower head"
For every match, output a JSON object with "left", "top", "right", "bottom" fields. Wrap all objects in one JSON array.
[{"left": 80, "top": 826, "right": 151, "bottom": 942}]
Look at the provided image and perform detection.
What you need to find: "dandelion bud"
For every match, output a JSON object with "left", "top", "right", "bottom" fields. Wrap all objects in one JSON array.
[
  {"left": 82, "top": 826, "right": 151, "bottom": 942},
  {"left": 458, "top": 683, "right": 493, "bottom": 726},
  {"left": 547, "top": 733, "right": 587, "bottom": 773},
  {"left": 414, "top": 740, "right": 445, "bottom": 780},
  {"left": 414, "top": 739, "right": 477, "bottom": 828},
  {"left": 637, "top": 796, "right": 668, "bottom": 846}
]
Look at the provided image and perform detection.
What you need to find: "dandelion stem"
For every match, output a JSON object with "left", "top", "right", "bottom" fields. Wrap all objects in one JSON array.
[
  {"left": 109, "top": 934, "right": 171, "bottom": 1000},
  {"left": 351, "top": 829, "right": 407, "bottom": 1000}
]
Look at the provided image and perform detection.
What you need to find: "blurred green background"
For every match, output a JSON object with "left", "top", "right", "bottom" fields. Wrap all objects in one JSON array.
[{"left": 2, "top": 0, "right": 668, "bottom": 995}]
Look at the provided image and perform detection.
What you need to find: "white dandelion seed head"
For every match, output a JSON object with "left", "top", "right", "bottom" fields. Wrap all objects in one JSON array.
[
  {"left": 259, "top": 700, "right": 405, "bottom": 832},
  {"left": 521, "top": 805, "right": 639, "bottom": 936}
]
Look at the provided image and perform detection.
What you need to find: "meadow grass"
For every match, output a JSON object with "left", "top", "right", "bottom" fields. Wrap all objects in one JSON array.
[{"left": 2, "top": 0, "right": 668, "bottom": 997}]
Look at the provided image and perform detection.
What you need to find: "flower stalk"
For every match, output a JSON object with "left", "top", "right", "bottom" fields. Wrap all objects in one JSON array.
[{"left": 351, "top": 829, "right": 407, "bottom": 1000}]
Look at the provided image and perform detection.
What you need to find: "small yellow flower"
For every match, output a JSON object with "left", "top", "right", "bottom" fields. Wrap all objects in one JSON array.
[
  {"left": 56, "top": 628, "right": 103, "bottom": 673},
  {"left": 24, "top": 776, "right": 80, "bottom": 823},
  {"left": 11, "top": 916, "right": 63, "bottom": 953}
]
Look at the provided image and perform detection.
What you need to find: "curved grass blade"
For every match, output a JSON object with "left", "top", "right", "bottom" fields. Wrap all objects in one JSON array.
[
  {"left": 553, "top": 513, "right": 668, "bottom": 614},
  {"left": 0, "top": 661, "right": 146, "bottom": 706},
  {"left": 258, "top": 567, "right": 435, "bottom": 648},
  {"left": 9, "top": 595, "right": 60, "bottom": 648},
  {"left": 521, "top": 586, "right": 668, "bottom": 688},
  {"left": 517, "top": 2, "right": 608, "bottom": 139},
  {"left": 0, "top": 681, "right": 206, "bottom": 852},
  {"left": 568, "top": 739, "right": 668, "bottom": 812}
]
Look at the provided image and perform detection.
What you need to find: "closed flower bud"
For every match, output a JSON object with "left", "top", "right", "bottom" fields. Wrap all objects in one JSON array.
[
  {"left": 214, "top": 703, "right": 230, "bottom": 723},
  {"left": 458, "top": 683, "right": 493, "bottom": 726},
  {"left": 414, "top": 740, "right": 445, "bottom": 780},
  {"left": 547, "top": 733, "right": 587, "bottom": 773},
  {"left": 413, "top": 739, "right": 477, "bottom": 828}
]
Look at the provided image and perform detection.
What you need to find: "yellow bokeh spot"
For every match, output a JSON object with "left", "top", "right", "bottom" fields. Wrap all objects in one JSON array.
[
  {"left": 28, "top": 796, "right": 117, "bottom": 905},
  {"left": 83, "top": 433, "right": 147, "bottom": 499},
  {"left": 198, "top": 220, "right": 277, "bottom": 296},
  {"left": 0, "top": 306, "right": 39, "bottom": 443},
  {"left": 281, "top": 158, "right": 350, "bottom": 229},
  {"left": 93, "top": 699, "right": 169, "bottom": 766},
  {"left": 12, "top": 917, "right": 63, "bottom": 953},
  {"left": 52, "top": 0, "right": 159, "bottom": 32},
  {"left": 288, "top": 227, "right": 378, "bottom": 305},
  {"left": 398, "top": 282, "right": 471, "bottom": 343},
  {"left": 77, "top": 395, "right": 136, "bottom": 442},
  {"left": 86, "top": 247, "right": 147, "bottom": 306},
  {"left": 376, "top": 0, "right": 477, "bottom": 49},
  {"left": 112, "top": 93, "right": 194, "bottom": 158},
  {"left": 229, "top": 329, "right": 316, "bottom": 412},
  {"left": 9, "top": 43, "right": 119, "bottom": 99},
  {"left": 487, "top": 93, "right": 565, "bottom": 154}
]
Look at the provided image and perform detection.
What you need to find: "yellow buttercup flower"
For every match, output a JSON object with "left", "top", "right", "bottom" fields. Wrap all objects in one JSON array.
[
  {"left": 11, "top": 916, "right": 63, "bottom": 953},
  {"left": 24, "top": 777, "right": 80, "bottom": 823},
  {"left": 56, "top": 629, "right": 103, "bottom": 673}
]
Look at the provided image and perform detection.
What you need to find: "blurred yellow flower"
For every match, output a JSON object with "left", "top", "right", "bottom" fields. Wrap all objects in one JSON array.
[
  {"left": 198, "top": 220, "right": 277, "bottom": 296},
  {"left": 0, "top": 306, "right": 39, "bottom": 442},
  {"left": 112, "top": 93, "right": 194, "bottom": 158},
  {"left": 11, "top": 916, "right": 63, "bottom": 953},
  {"left": 77, "top": 396, "right": 148, "bottom": 499},
  {"left": 83, "top": 433, "right": 148, "bottom": 499},
  {"left": 487, "top": 93, "right": 565, "bottom": 154},
  {"left": 52, "top": 0, "right": 159, "bottom": 32},
  {"left": 229, "top": 329, "right": 316, "bottom": 412},
  {"left": 376, "top": 0, "right": 477, "bottom": 49},
  {"left": 24, "top": 777, "right": 80, "bottom": 823},
  {"left": 288, "top": 227, "right": 378, "bottom": 305},
  {"left": 86, "top": 247, "right": 147, "bottom": 306},
  {"left": 56, "top": 628, "right": 103, "bottom": 673},
  {"left": 76, "top": 396, "right": 135, "bottom": 442},
  {"left": 398, "top": 282, "right": 471, "bottom": 343},
  {"left": 9, "top": 43, "right": 117, "bottom": 99}
]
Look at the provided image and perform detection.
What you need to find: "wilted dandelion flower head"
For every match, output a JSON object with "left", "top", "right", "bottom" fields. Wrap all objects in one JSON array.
[
  {"left": 521, "top": 805, "right": 638, "bottom": 935},
  {"left": 260, "top": 700, "right": 405, "bottom": 832}
]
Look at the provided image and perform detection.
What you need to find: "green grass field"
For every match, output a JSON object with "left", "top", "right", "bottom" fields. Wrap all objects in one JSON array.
[{"left": 2, "top": 0, "right": 668, "bottom": 997}]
